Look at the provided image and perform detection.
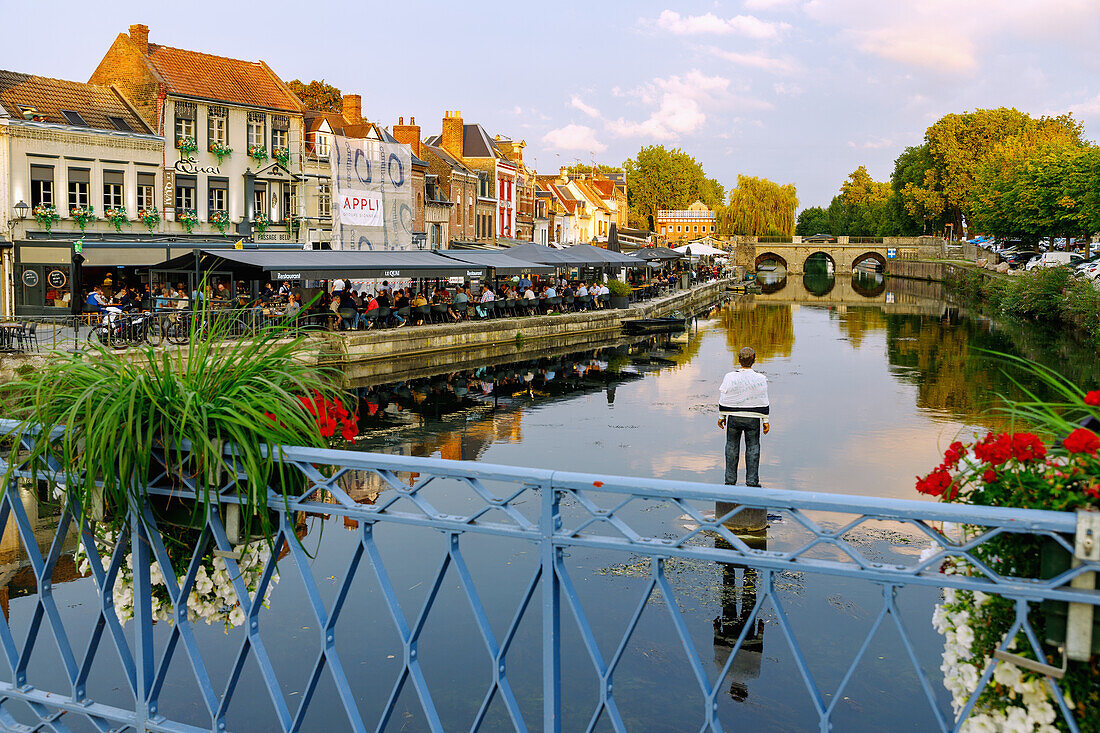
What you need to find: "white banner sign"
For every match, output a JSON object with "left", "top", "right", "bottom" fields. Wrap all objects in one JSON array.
[
  {"left": 338, "top": 190, "right": 384, "bottom": 227},
  {"left": 329, "top": 135, "right": 414, "bottom": 251}
]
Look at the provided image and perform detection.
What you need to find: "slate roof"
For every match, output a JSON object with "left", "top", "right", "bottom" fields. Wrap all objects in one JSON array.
[
  {"left": 426, "top": 123, "right": 516, "bottom": 165},
  {"left": 424, "top": 144, "right": 474, "bottom": 175},
  {"left": 142, "top": 43, "right": 300, "bottom": 112},
  {"left": 0, "top": 70, "right": 150, "bottom": 132}
]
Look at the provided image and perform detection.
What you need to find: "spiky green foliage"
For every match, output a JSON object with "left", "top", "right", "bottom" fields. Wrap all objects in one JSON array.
[{"left": 1, "top": 300, "right": 345, "bottom": 538}]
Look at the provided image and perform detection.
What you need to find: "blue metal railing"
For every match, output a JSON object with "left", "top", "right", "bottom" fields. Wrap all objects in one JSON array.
[{"left": 0, "top": 432, "right": 1096, "bottom": 732}]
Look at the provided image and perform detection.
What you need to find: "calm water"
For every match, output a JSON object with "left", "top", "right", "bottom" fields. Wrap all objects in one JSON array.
[{"left": 5, "top": 273, "right": 1097, "bottom": 731}]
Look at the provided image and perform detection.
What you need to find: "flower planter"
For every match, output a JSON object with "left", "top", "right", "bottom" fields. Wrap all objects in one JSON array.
[
  {"left": 1040, "top": 536, "right": 1100, "bottom": 655},
  {"left": 611, "top": 296, "right": 629, "bottom": 309}
]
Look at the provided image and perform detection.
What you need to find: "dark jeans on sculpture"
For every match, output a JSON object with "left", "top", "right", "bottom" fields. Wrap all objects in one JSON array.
[{"left": 724, "top": 416, "right": 761, "bottom": 487}]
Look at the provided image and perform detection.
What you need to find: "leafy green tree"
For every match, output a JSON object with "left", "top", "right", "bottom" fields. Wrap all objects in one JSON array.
[
  {"left": 623, "top": 145, "right": 723, "bottom": 230},
  {"left": 901, "top": 108, "right": 1083, "bottom": 234},
  {"left": 796, "top": 206, "right": 828, "bottom": 236},
  {"left": 564, "top": 163, "right": 623, "bottom": 175},
  {"left": 721, "top": 175, "right": 798, "bottom": 236},
  {"left": 288, "top": 79, "right": 342, "bottom": 113}
]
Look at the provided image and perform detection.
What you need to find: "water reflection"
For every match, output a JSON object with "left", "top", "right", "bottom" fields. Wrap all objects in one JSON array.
[{"left": 712, "top": 536, "right": 765, "bottom": 704}]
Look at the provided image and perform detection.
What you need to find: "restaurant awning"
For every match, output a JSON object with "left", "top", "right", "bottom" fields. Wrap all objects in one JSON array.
[
  {"left": 505, "top": 242, "right": 593, "bottom": 266},
  {"left": 154, "top": 248, "right": 491, "bottom": 280},
  {"left": 632, "top": 247, "right": 684, "bottom": 261},
  {"left": 564, "top": 244, "right": 643, "bottom": 267},
  {"left": 439, "top": 250, "right": 554, "bottom": 275}
]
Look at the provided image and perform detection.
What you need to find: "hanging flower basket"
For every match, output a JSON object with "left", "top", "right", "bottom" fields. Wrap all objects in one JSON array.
[
  {"left": 210, "top": 210, "right": 231, "bottom": 236},
  {"left": 137, "top": 207, "right": 161, "bottom": 233},
  {"left": 272, "top": 147, "right": 290, "bottom": 167},
  {"left": 177, "top": 209, "right": 199, "bottom": 234},
  {"left": 209, "top": 141, "right": 233, "bottom": 164},
  {"left": 176, "top": 136, "right": 198, "bottom": 158},
  {"left": 32, "top": 204, "right": 59, "bottom": 232},
  {"left": 253, "top": 213, "right": 270, "bottom": 235},
  {"left": 915, "top": 370, "right": 1100, "bottom": 731},
  {"left": 247, "top": 145, "right": 268, "bottom": 165},
  {"left": 104, "top": 207, "right": 129, "bottom": 233},
  {"left": 70, "top": 206, "right": 96, "bottom": 232}
]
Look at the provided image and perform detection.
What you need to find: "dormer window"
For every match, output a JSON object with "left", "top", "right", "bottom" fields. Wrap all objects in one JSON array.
[
  {"left": 17, "top": 105, "right": 38, "bottom": 120},
  {"left": 108, "top": 116, "right": 133, "bottom": 132},
  {"left": 315, "top": 134, "right": 330, "bottom": 158},
  {"left": 61, "top": 110, "right": 88, "bottom": 126}
]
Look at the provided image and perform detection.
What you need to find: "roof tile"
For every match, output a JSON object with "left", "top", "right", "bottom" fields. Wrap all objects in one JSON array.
[
  {"left": 0, "top": 70, "right": 149, "bottom": 132},
  {"left": 144, "top": 44, "right": 299, "bottom": 112}
]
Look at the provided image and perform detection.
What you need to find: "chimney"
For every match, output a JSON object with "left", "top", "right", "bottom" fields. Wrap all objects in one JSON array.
[
  {"left": 442, "top": 110, "right": 464, "bottom": 160},
  {"left": 129, "top": 24, "right": 149, "bottom": 55},
  {"left": 343, "top": 94, "right": 362, "bottom": 124},
  {"left": 392, "top": 116, "right": 422, "bottom": 158}
]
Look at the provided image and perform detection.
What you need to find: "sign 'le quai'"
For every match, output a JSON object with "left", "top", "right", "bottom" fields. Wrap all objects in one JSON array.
[{"left": 174, "top": 157, "right": 220, "bottom": 175}]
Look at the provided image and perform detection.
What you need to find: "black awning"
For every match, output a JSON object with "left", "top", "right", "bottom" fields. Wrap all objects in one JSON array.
[
  {"left": 439, "top": 251, "right": 554, "bottom": 275},
  {"left": 632, "top": 247, "right": 684, "bottom": 261},
  {"left": 564, "top": 244, "right": 644, "bottom": 267},
  {"left": 153, "top": 248, "right": 489, "bottom": 280}
]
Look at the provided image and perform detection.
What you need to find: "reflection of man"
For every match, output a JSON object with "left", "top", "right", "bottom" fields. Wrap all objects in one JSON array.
[{"left": 717, "top": 347, "right": 770, "bottom": 487}]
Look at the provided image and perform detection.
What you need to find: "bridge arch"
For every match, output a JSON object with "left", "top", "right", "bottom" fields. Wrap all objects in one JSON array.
[
  {"left": 755, "top": 252, "right": 787, "bottom": 271},
  {"left": 852, "top": 251, "right": 887, "bottom": 273},
  {"left": 803, "top": 251, "right": 836, "bottom": 272},
  {"left": 850, "top": 272, "right": 887, "bottom": 298}
]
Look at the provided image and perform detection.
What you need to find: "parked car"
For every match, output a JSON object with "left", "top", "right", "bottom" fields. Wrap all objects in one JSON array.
[
  {"left": 1025, "top": 252, "right": 1084, "bottom": 271},
  {"left": 1073, "top": 253, "right": 1100, "bottom": 275},
  {"left": 803, "top": 233, "right": 836, "bottom": 243},
  {"left": 1005, "top": 251, "right": 1040, "bottom": 269}
]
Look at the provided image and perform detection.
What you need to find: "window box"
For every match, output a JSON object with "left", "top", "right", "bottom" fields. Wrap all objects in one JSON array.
[
  {"left": 253, "top": 213, "right": 270, "bottom": 235},
  {"left": 209, "top": 141, "right": 233, "bottom": 164},
  {"left": 177, "top": 209, "right": 199, "bottom": 234},
  {"left": 248, "top": 145, "right": 268, "bottom": 166},
  {"left": 32, "top": 204, "right": 59, "bottom": 232},
  {"left": 272, "top": 147, "right": 290, "bottom": 167},
  {"left": 104, "top": 207, "right": 129, "bottom": 233},
  {"left": 210, "top": 210, "right": 231, "bottom": 236},
  {"left": 137, "top": 207, "right": 161, "bottom": 233},
  {"left": 70, "top": 205, "right": 96, "bottom": 232},
  {"left": 176, "top": 136, "right": 198, "bottom": 158}
]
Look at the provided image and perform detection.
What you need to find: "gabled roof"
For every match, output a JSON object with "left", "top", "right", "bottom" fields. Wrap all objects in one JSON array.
[
  {"left": 571, "top": 180, "right": 611, "bottom": 212},
  {"left": 142, "top": 43, "right": 301, "bottom": 112},
  {"left": 0, "top": 70, "right": 150, "bottom": 133},
  {"left": 305, "top": 111, "right": 345, "bottom": 134},
  {"left": 424, "top": 144, "right": 474, "bottom": 175}
]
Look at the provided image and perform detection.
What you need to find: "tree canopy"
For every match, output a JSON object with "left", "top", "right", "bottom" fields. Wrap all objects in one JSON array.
[
  {"left": 288, "top": 79, "right": 342, "bottom": 113},
  {"left": 623, "top": 145, "right": 725, "bottom": 230},
  {"left": 564, "top": 163, "right": 623, "bottom": 175},
  {"left": 721, "top": 175, "right": 798, "bottom": 237}
]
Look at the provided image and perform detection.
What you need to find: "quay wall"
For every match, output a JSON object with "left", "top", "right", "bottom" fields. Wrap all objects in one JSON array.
[{"left": 322, "top": 279, "right": 730, "bottom": 384}]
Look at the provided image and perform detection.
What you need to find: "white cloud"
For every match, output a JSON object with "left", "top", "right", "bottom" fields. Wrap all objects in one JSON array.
[
  {"left": 707, "top": 46, "right": 800, "bottom": 74},
  {"left": 606, "top": 70, "right": 769, "bottom": 142},
  {"left": 773, "top": 82, "right": 803, "bottom": 96},
  {"left": 1065, "top": 93, "right": 1100, "bottom": 119},
  {"left": 569, "top": 96, "right": 601, "bottom": 119},
  {"left": 650, "top": 10, "right": 789, "bottom": 39},
  {"left": 847, "top": 137, "right": 894, "bottom": 150},
  {"left": 804, "top": 0, "right": 1100, "bottom": 74},
  {"left": 542, "top": 124, "right": 606, "bottom": 152}
]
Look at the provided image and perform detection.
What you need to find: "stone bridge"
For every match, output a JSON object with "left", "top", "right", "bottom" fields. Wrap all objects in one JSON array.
[
  {"left": 746, "top": 272, "right": 949, "bottom": 317},
  {"left": 735, "top": 237, "right": 942, "bottom": 276}
]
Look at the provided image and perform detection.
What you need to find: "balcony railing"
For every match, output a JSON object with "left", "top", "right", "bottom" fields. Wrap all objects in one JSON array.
[{"left": 0, "top": 429, "right": 1095, "bottom": 731}]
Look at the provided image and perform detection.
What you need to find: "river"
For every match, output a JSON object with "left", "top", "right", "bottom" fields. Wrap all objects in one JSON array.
[{"left": 4, "top": 272, "right": 1097, "bottom": 731}]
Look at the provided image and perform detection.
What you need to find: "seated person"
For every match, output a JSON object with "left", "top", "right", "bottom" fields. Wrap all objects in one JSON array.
[{"left": 450, "top": 288, "right": 469, "bottom": 321}]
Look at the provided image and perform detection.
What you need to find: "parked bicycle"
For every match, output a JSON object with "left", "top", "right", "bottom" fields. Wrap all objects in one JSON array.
[{"left": 88, "top": 311, "right": 162, "bottom": 348}]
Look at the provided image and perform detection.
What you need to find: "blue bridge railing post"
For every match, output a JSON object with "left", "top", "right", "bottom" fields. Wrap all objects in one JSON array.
[
  {"left": 541, "top": 478, "right": 562, "bottom": 733},
  {"left": 131, "top": 509, "right": 156, "bottom": 730}
]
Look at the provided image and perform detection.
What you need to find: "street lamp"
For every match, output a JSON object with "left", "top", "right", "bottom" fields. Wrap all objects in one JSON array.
[{"left": 6, "top": 200, "right": 29, "bottom": 240}]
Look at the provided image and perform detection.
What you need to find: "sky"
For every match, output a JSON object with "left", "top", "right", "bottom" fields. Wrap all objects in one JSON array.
[{"left": 5, "top": 0, "right": 1100, "bottom": 208}]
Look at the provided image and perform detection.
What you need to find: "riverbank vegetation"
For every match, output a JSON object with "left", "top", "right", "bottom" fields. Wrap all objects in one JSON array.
[
  {"left": 946, "top": 267, "right": 1100, "bottom": 348},
  {"left": 799, "top": 107, "right": 1095, "bottom": 240}
]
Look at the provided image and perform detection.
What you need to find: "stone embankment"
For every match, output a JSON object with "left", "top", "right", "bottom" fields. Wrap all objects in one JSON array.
[{"left": 321, "top": 279, "right": 731, "bottom": 384}]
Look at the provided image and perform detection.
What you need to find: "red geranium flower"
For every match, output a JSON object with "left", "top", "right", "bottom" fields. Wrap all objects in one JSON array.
[
  {"left": 943, "top": 440, "right": 968, "bottom": 468},
  {"left": 1010, "top": 433, "right": 1046, "bottom": 462},
  {"left": 1085, "top": 391, "right": 1100, "bottom": 407},
  {"left": 340, "top": 420, "right": 358, "bottom": 442},
  {"left": 974, "top": 432, "right": 1012, "bottom": 466},
  {"left": 1064, "top": 428, "right": 1100, "bottom": 455},
  {"left": 916, "top": 466, "right": 954, "bottom": 497},
  {"left": 1086, "top": 485, "right": 1100, "bottom": 500},
  {"left": 982, "top": 468, "right": 998, "bottom": 484}
]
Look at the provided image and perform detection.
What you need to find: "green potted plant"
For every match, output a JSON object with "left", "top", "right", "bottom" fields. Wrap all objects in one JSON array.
[
  {"left": 209, "top": 141, "right": 233, "bottom": 164},
  {"left": 210, "top": 210, "right": 231, "bottom": 236},
  {"left": 137, "top": 207, "right": 160, "bottom": 233},
  {"left": 248, "top": 144, "right": 268, "bottom": 166},
  {"left": 70, "top": 205, "right": 96, "bottom": 232},
  {"left": 272, "top": 146, "right": 290, "bottom": 167},
  {"left": 607, "top": 279, "right": 632, "bottom": 309},
  {"left": 176, "top": 136, "right": 198, "bottom": 158},
  {"left": 104, "top": 207, "right": 129, "bottom": 233},
  {"left": 177, "top": 209, "right": 199, "bottom": 234},
  {"left": 32, "top": 204, "right": 59, "bottom": 232},
  {"left": 254, "top": 212, "right": 270, "bottom": 235},
  {"left": 1, "top": 299, "right": 355, "bottom": 546}
]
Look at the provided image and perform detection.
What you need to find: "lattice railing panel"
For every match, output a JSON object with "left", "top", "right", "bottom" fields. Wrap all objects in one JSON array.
[{"left": 0, "top": 424, "right": 1093, "bottom": 732}]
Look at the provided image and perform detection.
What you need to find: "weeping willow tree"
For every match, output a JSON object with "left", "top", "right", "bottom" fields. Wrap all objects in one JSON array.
[{"left": 721, "top": 175, "right": 798, "bottom": 236}]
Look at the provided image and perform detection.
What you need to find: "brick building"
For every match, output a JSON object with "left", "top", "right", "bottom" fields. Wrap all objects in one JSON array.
[
  {"left": 90, "top": 24, "right": 305, "bottom": 244},
  {"left": 657, "top": 200, "right": 716, "bottom": 242}
]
